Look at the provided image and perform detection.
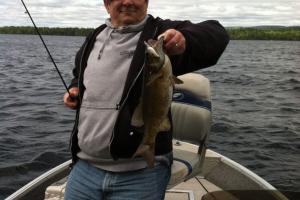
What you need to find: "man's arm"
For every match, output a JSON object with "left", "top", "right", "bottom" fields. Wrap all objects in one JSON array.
[{"left": 159, "top": 19, "right": 230, "bottom": 75}]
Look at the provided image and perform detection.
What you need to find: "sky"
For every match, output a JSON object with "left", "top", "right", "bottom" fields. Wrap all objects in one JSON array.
[{"left": 1, "top": 0, "right": 299, "bottom": 28}]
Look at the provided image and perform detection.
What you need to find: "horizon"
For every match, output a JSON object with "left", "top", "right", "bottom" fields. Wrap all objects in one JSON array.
[
  {"left": 1, "top": 0, "right": 300, "bottom": 28},
  {"left": 1, "top": 25, "right": 300, "bottom": 29}
]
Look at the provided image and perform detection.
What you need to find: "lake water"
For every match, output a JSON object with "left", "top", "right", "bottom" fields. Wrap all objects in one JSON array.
[{"left": 0, "top": 34, "right": 299, "bottom": 199}]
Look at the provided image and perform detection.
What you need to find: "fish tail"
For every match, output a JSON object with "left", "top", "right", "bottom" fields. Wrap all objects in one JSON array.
[{"left": 132, "top": 144, "right": 155, "bottom": 168}]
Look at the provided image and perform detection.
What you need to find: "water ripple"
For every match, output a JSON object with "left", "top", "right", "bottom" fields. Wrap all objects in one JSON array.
[{"left": 1, "top": 36, "right": 299, "bottom": 199}]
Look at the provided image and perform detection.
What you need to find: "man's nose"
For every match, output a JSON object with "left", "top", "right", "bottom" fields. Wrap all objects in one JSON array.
[{"left": 121, "top": 0, "right": 134, "bottom": 5}]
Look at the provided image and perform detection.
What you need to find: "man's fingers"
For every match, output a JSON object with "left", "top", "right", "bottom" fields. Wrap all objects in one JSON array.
[
  {"left": 158, "top": 29, "right": 186, "bottom": 55},
  {"left": 164, "top": 33, "right": 180, "bottom": 50},
  {"left": 69, "top": 87, "right": 79, "bottom": 96},
  {"left": 64, "top": 87, "right": 79, "bottom": 109},
  {"left": 158, "top": 29, "right": 176, "bottom": 45},
  {"left": 160, "top": 30, "right": 185, "bottom": 55}
]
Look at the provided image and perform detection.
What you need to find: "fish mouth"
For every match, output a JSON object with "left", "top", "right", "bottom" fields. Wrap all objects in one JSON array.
[{"left": 144, "top": 41, "right": 159, "bottom": 58}]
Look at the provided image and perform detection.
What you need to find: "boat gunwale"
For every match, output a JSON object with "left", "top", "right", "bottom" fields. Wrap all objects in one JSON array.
[
  {"left": 5, "top": 160, "right": 71, "bottom": 200},
  {"left": 5, "top": 142, "right": 280, "bottom": 200}
]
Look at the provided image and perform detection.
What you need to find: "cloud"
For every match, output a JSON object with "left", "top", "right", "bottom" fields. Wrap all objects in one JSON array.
[
  {"left": 148, "top": 0, "right": 300, "bottom": 26},
  {"left": 0, "top": 0, "right": 299, "bottom": 27},
  {"left": 1, "top": 0, "right": 107, "bottom": 27}
]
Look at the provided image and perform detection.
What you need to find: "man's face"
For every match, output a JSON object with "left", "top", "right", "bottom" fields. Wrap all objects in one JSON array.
[{"left": 104, "top": 0, "right": 148, "bottom": 27}]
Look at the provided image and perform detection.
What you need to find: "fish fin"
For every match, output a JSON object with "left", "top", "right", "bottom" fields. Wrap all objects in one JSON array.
[
  {"left": 173, "top": 76, "right": 184, "bottom": 84},
  {"left": 132, "top": 144, "right": 155, "bottom": 168},
  {"left": 131, "top": 101, "right": 144, "bottom": 127},
  {"left": 146, "top": 72, "right": 162, "bottom": 86},
  {"left": 159, "top": 117, "right": 171, "bottom": 132}
]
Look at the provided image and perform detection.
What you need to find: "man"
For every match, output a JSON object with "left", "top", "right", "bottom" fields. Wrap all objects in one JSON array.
[{"left": 63, "top": 0, "right": 229, "bottom": 199}]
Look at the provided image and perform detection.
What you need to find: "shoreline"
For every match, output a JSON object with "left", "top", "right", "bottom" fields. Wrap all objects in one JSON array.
[{"left": 1, "top": 26, "right": 300, "bottom": 41}]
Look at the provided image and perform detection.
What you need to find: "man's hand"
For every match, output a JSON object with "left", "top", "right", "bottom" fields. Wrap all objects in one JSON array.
[
  {"left": 158, "top": 29, "right": 186, "bottom": 55},
  {"left": 63, "top": 87, "right": 79, "bottom": 109}
]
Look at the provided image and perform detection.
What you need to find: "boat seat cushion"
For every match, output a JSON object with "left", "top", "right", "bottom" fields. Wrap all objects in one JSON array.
[
  {"left": 169, "top": 73, "right": 212, "bottom": 188},
  {"left": 171, "top": 73, "right": 211, "bottom": 144}
]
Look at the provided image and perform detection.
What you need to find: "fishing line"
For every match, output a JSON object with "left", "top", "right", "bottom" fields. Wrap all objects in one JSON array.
[{"left": 20, "top": 0, "right": 72, "bottom": 96}]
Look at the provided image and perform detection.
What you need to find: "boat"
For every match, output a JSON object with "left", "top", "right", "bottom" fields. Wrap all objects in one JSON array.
[{"left": 5, "top": 73, "right": 288, "bottom": 200}]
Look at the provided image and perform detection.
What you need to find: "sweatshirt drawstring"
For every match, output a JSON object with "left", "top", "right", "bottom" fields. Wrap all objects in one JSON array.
[{"left": 98, "top": 29, "right": 114, "bottom": 60}]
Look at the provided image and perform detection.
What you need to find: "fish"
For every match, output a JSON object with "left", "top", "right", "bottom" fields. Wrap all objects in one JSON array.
[{"left": 131, "top": 36, "right": 183, "bottom": 167}]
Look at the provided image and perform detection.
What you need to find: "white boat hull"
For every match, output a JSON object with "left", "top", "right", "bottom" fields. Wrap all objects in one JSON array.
[{"left": 5, "top": 141, "right": 288, "bottom": 200}]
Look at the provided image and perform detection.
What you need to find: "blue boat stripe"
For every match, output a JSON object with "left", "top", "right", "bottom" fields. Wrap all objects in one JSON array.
[
  {"left": 172, "top": 90, "right": 212, "bottom": 111},
  {"left": 173, "top": 158, "right": 193, "bottom": 176}
]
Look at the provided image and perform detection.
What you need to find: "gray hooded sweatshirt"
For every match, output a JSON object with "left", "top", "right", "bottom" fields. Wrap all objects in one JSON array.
[{"left": 77, "top": 16, "right": 150, "bottom": 171}]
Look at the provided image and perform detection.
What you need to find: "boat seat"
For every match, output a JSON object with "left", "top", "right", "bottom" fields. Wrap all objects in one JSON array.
[{"left": 168, "top": 73, "right": 212, "bottom": 188}]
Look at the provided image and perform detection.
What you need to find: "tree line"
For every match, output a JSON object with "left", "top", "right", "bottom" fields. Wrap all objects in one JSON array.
[
  {"left": 0, "top": 26, "right": 93, "bottom": 36},
  {"left": 1, "top": 26, "right": 300, "bottom": 40},
  {"left": 227, "top": 27, "right": 300, "bottom": 41}
]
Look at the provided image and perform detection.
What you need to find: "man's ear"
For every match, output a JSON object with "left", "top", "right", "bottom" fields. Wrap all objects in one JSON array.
[{"left": 103, "top": 0, "right": 110, "bottom": 14}]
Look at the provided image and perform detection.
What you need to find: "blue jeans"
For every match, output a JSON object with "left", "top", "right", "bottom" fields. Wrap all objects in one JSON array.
[{"left": 64, "top": 157, "right": 172, "bottom": 200}]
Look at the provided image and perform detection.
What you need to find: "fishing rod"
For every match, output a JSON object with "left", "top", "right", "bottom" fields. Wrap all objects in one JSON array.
[{"left": 20, "top": 0, "right": 72, "bottom": 97}]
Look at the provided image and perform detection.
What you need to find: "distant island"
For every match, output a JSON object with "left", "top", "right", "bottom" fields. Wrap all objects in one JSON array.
[
  {"left": 0, "top": 26, "right": 300, "bottom": 41},
  {"left": 227, "top": 26, "right": 300, "bottom": 41}
]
